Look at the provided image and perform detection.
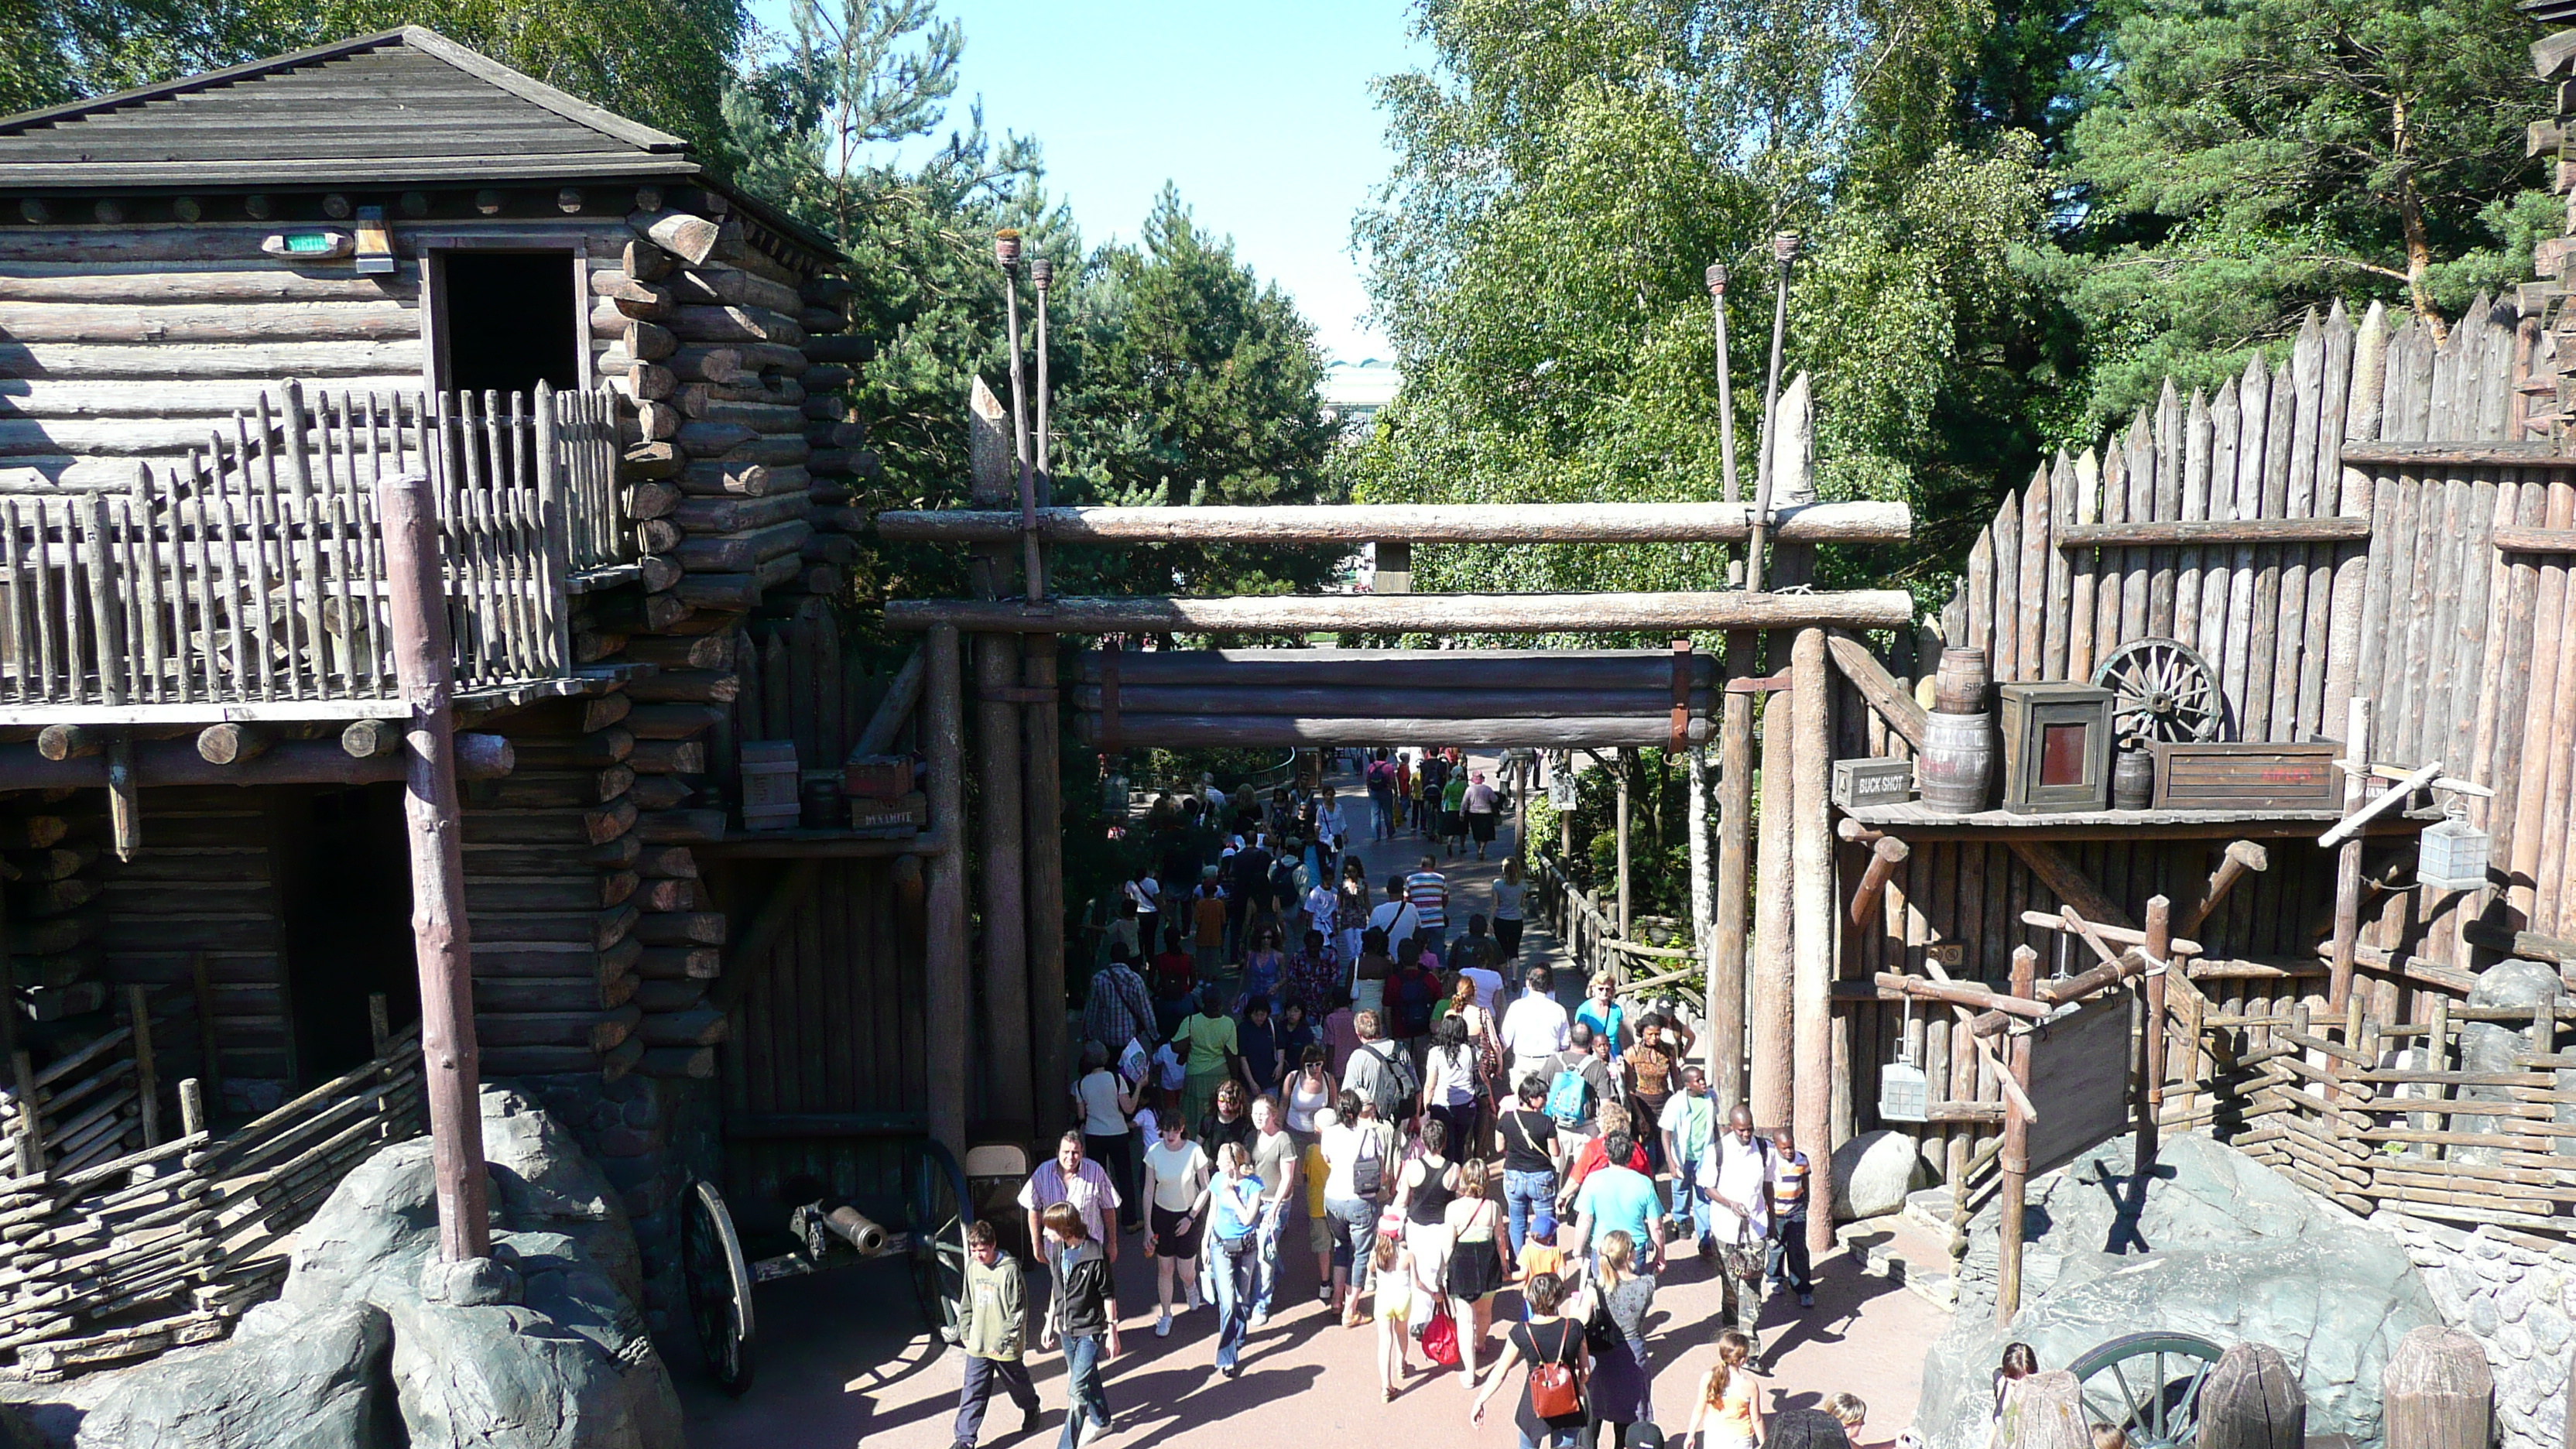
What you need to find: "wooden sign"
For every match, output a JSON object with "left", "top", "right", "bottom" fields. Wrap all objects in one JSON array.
[
  {"left": 1832, "top": 757, "right": 1915, "bottom": 810},
  {"left": 2023, "top": 995, "right": 2133, "bottom": 1178},
  {"left": 2150, "top": 741, "right": 2341, "bottom": 810}
]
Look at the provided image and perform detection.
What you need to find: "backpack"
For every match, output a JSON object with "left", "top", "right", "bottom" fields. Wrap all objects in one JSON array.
[
  {"left": 1544, "top": 1060, "right": 1594, "bottom": 1128},
  {"left": 1392, "top": 965, "right": 1437, "bottom": 1036},
  {"left": 1526, "top": 1320, "right": 1584, "bottom": 1420},
  {"left": 1366, "top": 1041, "right": 1420, "bottom": 1122},
  {"left": 1351, "top": 1124, "right": 1386, "bottom": 1198}
]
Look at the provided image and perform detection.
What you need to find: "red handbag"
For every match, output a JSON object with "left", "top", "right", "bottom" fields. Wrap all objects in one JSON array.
[{"left": 1421, "top": 1304, "right": 1461, "bottom": 1367}]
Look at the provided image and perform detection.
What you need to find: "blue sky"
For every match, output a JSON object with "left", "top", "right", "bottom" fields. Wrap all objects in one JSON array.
[{"left": 751, "top": 0, "right": 1427, "bottom": 362}]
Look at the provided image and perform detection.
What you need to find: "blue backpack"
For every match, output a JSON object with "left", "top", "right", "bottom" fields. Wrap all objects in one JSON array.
[{"left": 1544, "top": 1062, "right": 1594, "bottom": 1127}]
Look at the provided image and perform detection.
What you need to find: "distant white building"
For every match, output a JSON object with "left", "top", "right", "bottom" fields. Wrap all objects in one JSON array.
[{"left": 1322, "top": 357, "right": 1399, "bottom": 434}]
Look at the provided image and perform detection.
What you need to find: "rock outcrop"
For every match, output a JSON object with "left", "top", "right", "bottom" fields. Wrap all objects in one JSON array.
[
  {"left": 1918, "top": 1132, "right": 2438, "bottom": 1449},
  {"left": 69, "top": 1083, "right": 681, "bottom": 1449}
]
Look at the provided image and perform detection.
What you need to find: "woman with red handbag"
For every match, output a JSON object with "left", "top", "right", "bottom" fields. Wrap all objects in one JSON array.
[{"left": 1469, "top": 1270, "right": 1588, "bottom": 1447}]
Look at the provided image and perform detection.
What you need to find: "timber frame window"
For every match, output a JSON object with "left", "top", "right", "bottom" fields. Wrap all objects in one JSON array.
[{"left": 417, "top": 237, "right": 591, "bottom": 397}]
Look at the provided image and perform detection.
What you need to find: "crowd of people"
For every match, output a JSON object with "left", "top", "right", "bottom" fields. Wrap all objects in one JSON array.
[{"left": 954, "top": 751, "right": 1906, "bottom": 1449}]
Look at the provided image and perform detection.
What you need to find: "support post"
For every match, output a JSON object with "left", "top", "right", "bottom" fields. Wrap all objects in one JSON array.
[
  {"left": 1997, "top": 943, "right": 2037, "bottom": 1326},
  {"left": 1687, "top": 738, "right": 1714, "bottom": 1077},
  {"left": 375, "top": 468, "right": 489, "bottom": 1264},
  {"left": 2196, "top": 1341, "right": 2306, "bottom": 1449},
  {"left": 968, "top": 370, "right": 1031, "bottom": 1136},
  {"left": 923, "top": 625, "right": 971, "bottom": 1159},
  {"left": 1024, "top": 258, "right": 1066, "bottom": 1135},
  {"left": 1615, "top": 751, "right": 1632, "bottom": 940},
  {"left": 1375, "top": 540, "right": 1412, "bottom": 594},
  {"left": 2331, "top": 697, "right": 2370, "bottom": 1013},
  {"left": 1713, "top": 630, "right": 1754, "bottom": 1110},
  {"left": 1750, "top": 690, "right": 1794, "bottom": 1127},
  {"left": 1790, "top": 627, "right": 1835, "bottom": 1257},
  {"left": 2139, "top": 894, "right": 2169, "bottom": 1176},
  {"left": 2381, "top": 1325, "right": 2492, "bottom": 1449},
  {"left": 126, "top": 985, "right": 159, "bottom": 1148}
]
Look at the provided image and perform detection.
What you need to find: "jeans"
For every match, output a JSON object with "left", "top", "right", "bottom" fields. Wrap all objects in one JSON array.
[
  {"left": 1767, "top": 1217, "right": 1813, "bottom": 1295},
  {"left": 1673, "top": 1160, "right": 1710, "bottom": 1245},
  {"left": 1370, "top": 789, "right": 1395, "bottom": 839},
  {"left": 1519, "top": 1429, "right": 1580, "bottom": 1449},
  {"left": 954, "top": 1354, "right": 1038, "bottom": 1446},
  {"left": 1057, "top": 1334, "right": 1109, "bottom": 1449},
  {"left": 1251, "top": 1200, "right": 1286, "bottom": 1317},
  {"left": 1325, "top": 1195, "right": 1378, "bottom": 1279},
  {"left": 1208, "top": 1232, "right": 1259, "bottom": 1369},
  {"left": 1502, "top": 1169, "right": 1557, "bottom": 1256}
]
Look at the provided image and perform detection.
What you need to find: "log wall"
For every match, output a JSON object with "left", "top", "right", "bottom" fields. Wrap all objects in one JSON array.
[{"left": 1838, "top": 297, "right": 2576, "bottom": 1230}]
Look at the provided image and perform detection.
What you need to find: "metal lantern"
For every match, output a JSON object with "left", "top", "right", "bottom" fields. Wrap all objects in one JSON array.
[
  {"left": 1877, "top": 998, "right": 1930, "bottom": 1123},
  {"left": 2417, "top": 798, "right": 2489, "bottom": 893}
]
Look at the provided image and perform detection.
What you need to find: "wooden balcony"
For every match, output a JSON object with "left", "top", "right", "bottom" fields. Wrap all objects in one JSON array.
[{"left": 0, "top": 381, "right": 629, "bottom": 725}]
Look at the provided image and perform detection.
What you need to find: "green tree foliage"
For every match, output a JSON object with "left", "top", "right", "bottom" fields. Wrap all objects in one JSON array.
[
  {"left": 1350, "top": 0, "right": 2052, "bottom": 617},
  {"left": 0, "top": 0, "right": 744, "bottom": 156},
  {"left": 2054, "top": 0, "right": 2549, "bottom": 425}
]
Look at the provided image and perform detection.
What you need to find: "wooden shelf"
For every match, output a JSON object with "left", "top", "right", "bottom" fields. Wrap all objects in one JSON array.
[
  {"left": 1841, "top": 801, "right": 2438, "bottom": 841},
  {"left": 696, "top": 826, "right": 946, "bottom": 858}
]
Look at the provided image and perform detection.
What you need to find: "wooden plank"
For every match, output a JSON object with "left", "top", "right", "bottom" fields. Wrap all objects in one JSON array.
[
  {"left": 2124, "top": 408, "right": 2156, "bottom": 649},
  {"left": 2200, "top": 379, "right": 2242, "bottom": 697},
  {"left": 2097, "top": 444, "right": 2128, "bottom": 670},
  {"left": 2176, "top": 392, "right": 2214, "bottom": 658},
  {"left": 2044, "top": 452, "right": 2075, "bottom": 680},
  {"left": 875, "top": 500, "right": 1913, "bottom": 543},
  {"left": 2300, "top": 304, "right": 2356, "bottom": 737},
  {"left": 2225, "top": 354, "right": 2271, "bottom": 731},
  {"left": 2526, "top": 475, "right": 2576, "bottom": 933},
  {"left": 2323, "top": 301, "right": 2388, "bottom": 735},
  {"left": 2018, "top": 459, "right": 2049, "bottom": 682},
  {"left": 2341, "top": 444, "right": 2576, "bottom": 468},
  {"left": 2150, "top": 380, "right": 2184, "bottom": 638},
  {"left": 1966, "top": 525, "right": 1995, "bottom": 663},
  {"left": 2269, "top": 313, "right": 2322, "bottom": 743},
  {"left": 886, "top": 591, "right": 1915, "bottom": 633},
  {"left": 2068, "top": 449, "right": 2102, "bottom": 681},
  {"left": 2247, "top": 355, "right": 2297, "bottom": 741}
]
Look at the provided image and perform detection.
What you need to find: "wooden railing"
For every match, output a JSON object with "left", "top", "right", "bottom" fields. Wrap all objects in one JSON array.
[
  {"left": 1531, "top": 850, "right": 1697, "bottom": 995},
  {"left": 0, "top": 381, "right": 626, "bottom": 715}
]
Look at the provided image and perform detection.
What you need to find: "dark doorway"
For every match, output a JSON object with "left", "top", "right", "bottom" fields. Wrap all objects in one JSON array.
[
  {"left": 438, "top": 251, "right": 580, "bottom": 396},
  {"left": 275, "top": 784, "right": 418, "bottom": 1083}
]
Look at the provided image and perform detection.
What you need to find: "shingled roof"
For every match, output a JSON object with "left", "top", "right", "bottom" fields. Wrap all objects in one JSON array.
[{"left": 0, "top": 26, "right": 697, "bottom": 189}]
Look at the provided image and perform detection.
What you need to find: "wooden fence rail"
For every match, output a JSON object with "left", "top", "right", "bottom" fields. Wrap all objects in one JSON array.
[{"left": 0, "top": 381, "right": 625, "bottom": 714}]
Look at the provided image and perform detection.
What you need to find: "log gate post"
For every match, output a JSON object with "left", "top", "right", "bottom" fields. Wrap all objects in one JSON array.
[
  {"left": 1790, "top": 627, "right": 1836, "bottom": 1258},
  {"left": 2139, "top": 893, "right": 2170, "bottom": 1177},
  {"left": 924, "top": 625, "right": 971, "bottom": 1157},
  {"left": 1996, "top": 943, "right": 2038, "bottom": 1326},
  {"left": 1025, "top": 256, "right": 1067, "bottom": 1137},
  {"left": 2196, "top": 1341, "right": 2305, "bottom": 1449},
  {"left": 376, "top": 468, "right": 490, "bottom": 1263},
  {"left": 2381, "top": 1325, "right": 2492, "bottom": 1449}
]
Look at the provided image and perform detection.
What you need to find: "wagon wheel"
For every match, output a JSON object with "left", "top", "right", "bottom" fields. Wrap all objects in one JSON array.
[
  {"left": 2065, "top": 1331, "right": 2225, "bottom": 1449},
  {"left": 909, "top": 1139, "right": 971, "bottom": 1343},
  {"left": 2091, "top": 637, "right": 2223, "bottom": 745},
  {"left": 681, "top": 1177, "right": 757, "bottom": 1396}
]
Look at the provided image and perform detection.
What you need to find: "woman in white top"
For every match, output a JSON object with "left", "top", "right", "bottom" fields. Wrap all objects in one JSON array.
[
  {"left": 1320, "top": 1090, "right": 1394, "bottom": 1326},
  {"left": 1492, "top": 858, "right": 1526, "bottom": 971},
  {"left": 1070, "top": 1042, "right": 1139, "bottom": 1234},
  {"left": 1142, "top": 1118, "right": 1211, "bottom": 1336},
  {"left": 1420, "top": 1010, "right": 1485, "bottom": 1152},
  {"left": 1284, "top": 1046, "right": 1334, "bottom": 1142}
]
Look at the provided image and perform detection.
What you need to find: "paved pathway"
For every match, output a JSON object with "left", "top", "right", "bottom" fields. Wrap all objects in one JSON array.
[{"left": 679, "top": 750, "right": 1951, "bottom": 1448}]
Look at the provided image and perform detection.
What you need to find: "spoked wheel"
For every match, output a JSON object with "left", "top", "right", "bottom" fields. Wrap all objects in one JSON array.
[
  {"left": 681, "top": 1177, "right": 757, "bottom": 1396},
  {"left": 909, "top": 1139, "right": 971, "bottom": 1343},
  {"left": 2092, "top": 637, "right": 2223, "bottom": 745},
  {"left": 2065, "top": 1331, "right": 2225, "bottom": 1449}
]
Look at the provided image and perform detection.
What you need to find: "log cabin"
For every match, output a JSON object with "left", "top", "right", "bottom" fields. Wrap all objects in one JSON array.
[{"left": 0, "top": 26, "right": 923, "bottom": 1373}]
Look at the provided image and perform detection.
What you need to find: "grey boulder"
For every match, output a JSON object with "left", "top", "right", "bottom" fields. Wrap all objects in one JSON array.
[{"left": 1833, "top": 1129, "right": 1923, "bottom": 1221}]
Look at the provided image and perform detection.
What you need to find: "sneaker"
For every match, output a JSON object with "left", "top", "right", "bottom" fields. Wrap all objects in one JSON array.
[
  {"left": 1023, "top": 1406, "right": 1043, "bottom": 1435},
  {"left": 1155, "top": 1313, "right": 1172, "bottom": 1338},
  {"left": 1220, "top": 1362, "right": 1241, "bottom": 1379},
  {"left": 1250, "top": 1309, "right": 1270, "bottom": 1328},
  {"left": 1186, "top": 1286, "right": 1204, "bottom": 1312},
  {"left": 1799, "top": 1293, "right": 1814, "bottom": 1307},
  {"left": 1073, "top": 1415, "right": 1108, "bottom": 1449}
]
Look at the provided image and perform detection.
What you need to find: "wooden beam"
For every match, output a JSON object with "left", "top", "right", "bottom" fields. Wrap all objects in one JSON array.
[
  {"left": 851, "top": 646, "right": 924, "bottom": 757},
  {"left": 887, "top": 590, "right": 1917, "bottom": 635},
  {"left": 194, "top": 722, "right": 271, "bottom": 766},
  {"left": 2491, "top": 526, "right": 2576, "bottom": 554},
  {"left": 1073, "top": 684, "right": 1715, "bottom": 717},
  {"left": 2329, "top": 700, "right": 2371, "bottom": 1012},
  {"left": 2016, "top": 910, "right": 2203, "bottom": 958},
  {"left": 2007, "top": 838, "right": 2136, "bottom": 932},
  {"left": 1849, "top": 837, "right": 1909, "bottom": 932},
  {"left": 2057, "top": 517, "right": 2371, "bottom": 547},
  {"left": 1711, "top": 630, "right": 1755, "bottom": 1112},
  {"left": 340, "top": 718, "right": 402, "bottom": 759},
  {"left": 376, "top": 467, "right": 488, "bottom": 1266},
  {"left": 1072, "top": 714, "right": 1714, "bottom": 748},
  {"left": 1998, "top": 944, "right": 2037, "bottom": 1327},
  {"left": 2341, "top": 442, "right": 2576, "bottom": 468},
  {"left": 873, "top": 499, "right": 1913, "bottom": 545},
  {"left": 1872, "top": 971, "right": 2054, "bottom": 1018},
  {"left": 0, "top": 736, "right": 513, "bottom": 789},
  {"left": 1824, "top": 632, "right": 1927, "bottom": 749},
  {"left": 2177, "top": 840, "right": 2268, "bottom": 937},
  {"left": 34, "top": 724, "right": 101, "bottom": 762},
  {"left": 707, "top": 862, "right": 824, "bottom": 1015}
]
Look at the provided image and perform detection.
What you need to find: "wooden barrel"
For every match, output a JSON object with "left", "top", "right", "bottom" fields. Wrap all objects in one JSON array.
[
  {"left": 2112, "top": 746, "right": 2155, "bottom": 810},
  {"left": 1917, "top": 711, "right": 1993, "bottom": 814},
  {"left": 1935, "top": 646, "right": 1991, "bottom": 714}
]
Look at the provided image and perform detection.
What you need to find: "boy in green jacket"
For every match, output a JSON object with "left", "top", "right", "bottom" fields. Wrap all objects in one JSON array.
[{"left": 952, "top": 1220, "right": 1042, "bottom": 1449}]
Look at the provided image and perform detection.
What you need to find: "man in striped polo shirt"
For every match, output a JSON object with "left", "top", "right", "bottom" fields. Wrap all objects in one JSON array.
[
  {"left": 1766, "top": 1124, "right": 1814, "bottom": 1307},
  {"left": 1405, "top": 855, "right": 1449, "bottom": 961}
]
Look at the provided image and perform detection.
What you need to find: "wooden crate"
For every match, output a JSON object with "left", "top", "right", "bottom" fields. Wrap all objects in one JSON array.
[
  {"left": 1997, "top": 683, "right": 2115, "bottom": 814},
  {"left": 1832, "top": 757, "right": 1915, "bottom": 810},
  {"left": 2149, "top": 741, "right": 2342, "bottom": 810},
  {"left": 847, "top": 792, "right": 926, "bottom": 837}
]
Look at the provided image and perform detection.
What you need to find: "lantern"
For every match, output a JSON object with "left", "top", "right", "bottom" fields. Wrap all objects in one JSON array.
[
  {"left": 2416, "top": 799, "right": 2489, "bottom": 894},
  {"left": 1876, "top": 997, "right": 1930, "bottom": 1123}
]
